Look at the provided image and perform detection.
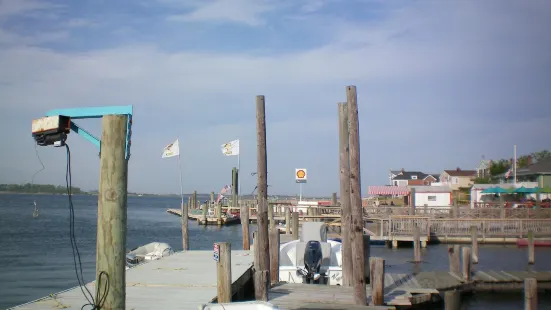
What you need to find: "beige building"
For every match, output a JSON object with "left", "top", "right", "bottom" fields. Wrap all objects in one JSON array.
[{"left": 440, "top": 168, "right": 477, "bottom": 191}]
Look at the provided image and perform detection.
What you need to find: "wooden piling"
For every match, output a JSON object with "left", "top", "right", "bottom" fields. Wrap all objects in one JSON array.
[
  {"left": 254, "top": 95, "right": 270, "bottom": 301},
  {"left": 524, "top": 278, "right": 537, "bottom": 310},
  {"left": 347, "top": 85, "right": 366, "bottom": 305},
  {"left": 528, "top": 230, "right": 535, "bottom": 265},
  {"left": 285, "top": 207, "right": 291, "bottom": 235},
  {"left": 211, "top": 191, "right": 215, "bottom": 205},
  {"left": 216, "top": 242, "right": 232, "bottom": 303},
  {"left": 202, "top": 201, "right": 208, "bottom": 224},
  {"left": 363, "top": 235, "right": 370, "bottom": 281},
  {"left": 292, "top": 212, "right": 299, "bottom": 240},
  {"left": 96, "top": 114, "right": 129, "bottom": 310},
  {"left": 181, "top": 202, "right": 189, "bottom": 251},
  {"left": 338, "top": 102, "right": 353, "bottom": 287},
  {"left": 331, "top": 192, "right": 337, "bottom": 206},
  {"left": 369, "top": 257, "right": 385, "bottom": 306},
  {"left": 269, "top": 228, "right": 280, "bottom": 285},
  {"left": 462, "top": 246, "right": 472, "bottom": 282},
  {"left": 444, "top": 290, "right": 460, "bottom": 310},
  {"left": 413, "top": 226, "right": 421, "bottom": 263},
  {"left": 217, "top": 202, "right": 222, "bottom": 225},
  {"left": 448, "top": 245, "right": 461, "bottom": 276},
  {"left": 241, "top": 201, "right": 250, "bottom": 250},
  {"left": 470, "top": 225, "right": 478, "bottom": 264},
  {"left": 193, "top": 191, "right": 197, "bottom": 209},
  {"left": 268, "top": 203, "right": 275, "bottom": 231}
]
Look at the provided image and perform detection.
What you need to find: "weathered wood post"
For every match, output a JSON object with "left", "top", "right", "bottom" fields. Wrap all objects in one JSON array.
[
  {"left": 331, "top": 192, "right": 337, "bottom": 206},
  {"left": 470, "top": 225, "right": 478, "bottom": 264},
  {"left": 369, "top": 257, "right": 385, "bottom": 306},
  {"left": 444, "top": 290, "right": 460, "bottom": 310},
  {"left": 448, "top": 245, "right": 461, "bottom": 276},
  {"left": 96, "top": 115, "right": 129, "bottom": 310},
  {"left": 217, "top": 201, "right": 222, "bottom": 225},
  {"left": 254, "top": 95, "right": 270, "bottom": 301},
  {"left": 181, "top": 202, "right": 189, "bottom": 250},
  {"left": 338, "top": 102, "right": 353, "bottom": 287},
  {"left": 292, "top": 212, "right": 299, "bottom": 240},
  {"left": 211, "top": 191, "right": 215, "bottom": 205},
  {"left": 193, "top": 190, "right": 197, "bottom": 209},
  {"left": 216, "top": 242, "right": 232, "bottom": 303},
  {"left": 409, "top": 187, "right": 416, "bottom": 216},
  {"left": 202, "top": 200, "right": 208, "bottom": 225},
  {"left": 462, "top": 247, "right": 472, "bottom": 282},
  {"left": 452, "top": 198, "right": 459, "bottom": 218},
  {"left": 524, "top": 278, "right": 537, "bottom": 310},
  {"left": 413, "top": 226, "right": 421, "bottom": 263},
  {"left": 242, "top": 202, "right": 250, "bottom": 250},
  {"left": 528, "top": 230, "right": 535, "bottom": 265},
  {"left": 347, "top": 86, "right": 366, "bottom": 305},
  {"left": 268, "top": 202, "right": 275, "bottom": 231},
  {"left": 269, "top": 228, "right": 280, "bottom": 284},
  {"left": 285, "top": 207, "right": 291, "bottom": 234},
  {"left": 363, "top": 235, "right": 370, "bottom": 281}
]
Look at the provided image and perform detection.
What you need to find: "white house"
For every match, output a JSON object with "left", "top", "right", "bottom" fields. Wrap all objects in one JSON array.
[{"left": 410, "top": 186, "right": 452, "bottom": 207}]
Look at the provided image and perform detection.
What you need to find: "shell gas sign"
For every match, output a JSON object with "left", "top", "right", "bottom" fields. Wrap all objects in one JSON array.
[{"left": 295, "top": 168, "right": 307, "bottom": 183}]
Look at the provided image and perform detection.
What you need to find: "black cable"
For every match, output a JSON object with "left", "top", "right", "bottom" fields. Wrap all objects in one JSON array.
[{"left": 64, "top": 143, "right": 109, "bottom": 310}]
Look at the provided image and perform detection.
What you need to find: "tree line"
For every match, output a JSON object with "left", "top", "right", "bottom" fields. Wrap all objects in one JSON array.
[
  {"left": 0, "top": 183, "right": 83, "bottom": 194},
  {"left": 475, "top": 149, "right": 551, "bottom": 184}
]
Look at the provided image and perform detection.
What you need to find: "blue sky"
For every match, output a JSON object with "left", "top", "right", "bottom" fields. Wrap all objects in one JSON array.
[{"left": 0, "top": 0, "right": 550, "bottom": 196}]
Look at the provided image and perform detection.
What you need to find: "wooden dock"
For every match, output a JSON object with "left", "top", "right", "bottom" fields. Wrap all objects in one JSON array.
[
  {"left": 11, "top": 250, "right": 254, "bottom": 310},
  {"left": 268, "top": 270, "right": 551, "bottom": 309}
]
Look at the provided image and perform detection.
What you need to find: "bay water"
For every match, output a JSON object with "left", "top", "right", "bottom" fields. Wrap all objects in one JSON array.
[{"left": 1, "top": 194, "right": 550, "bottom": 309}]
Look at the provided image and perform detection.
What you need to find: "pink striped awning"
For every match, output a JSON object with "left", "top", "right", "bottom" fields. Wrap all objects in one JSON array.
[{"left": 368, "top": 186, "right": 410, "bottom": 196}]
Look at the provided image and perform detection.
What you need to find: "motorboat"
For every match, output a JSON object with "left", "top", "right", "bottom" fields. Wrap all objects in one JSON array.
[
  {"left": 279, "top": 222, "right": 343, "bottom": 285},
  {"left": 126, "top": 242, "right": 174, "bottom": 268}
]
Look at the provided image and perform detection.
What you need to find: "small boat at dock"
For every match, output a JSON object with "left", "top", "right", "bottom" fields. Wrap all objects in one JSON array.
[{"left": 126, "top": 242, "right": 174, "bottom": 269}]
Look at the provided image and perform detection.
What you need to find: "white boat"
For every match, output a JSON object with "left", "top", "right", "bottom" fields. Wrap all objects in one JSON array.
[
  {"left": 126, "top": 242, "right": 174, "bottom": 268},
  {"left": 279, "top": 222, "right": 343, "bottom": 285}
]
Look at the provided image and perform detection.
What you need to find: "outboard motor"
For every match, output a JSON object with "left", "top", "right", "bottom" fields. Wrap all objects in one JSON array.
[{"left": 300, "top": 240, "right": 323, "bottom": 283}]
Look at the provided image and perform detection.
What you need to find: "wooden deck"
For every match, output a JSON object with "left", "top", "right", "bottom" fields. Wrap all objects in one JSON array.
[
  {"left": 269, "top": 270, "right": 551, "bottom": 309},
  {"left": 11, "top": 250, "right": 254, "bottom": 310}
]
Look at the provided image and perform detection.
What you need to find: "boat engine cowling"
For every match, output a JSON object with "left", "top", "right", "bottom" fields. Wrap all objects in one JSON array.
[{"left": 297, "top": 240, "right": 323, "bottom": 283}]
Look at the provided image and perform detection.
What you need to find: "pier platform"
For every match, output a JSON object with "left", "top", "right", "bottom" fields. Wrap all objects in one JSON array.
[
  {"left": 268, "top": 270, "right": 551, "bottom": 309},
  {"left": 11, "top": 250, "right": 254, "bottom": 310}
]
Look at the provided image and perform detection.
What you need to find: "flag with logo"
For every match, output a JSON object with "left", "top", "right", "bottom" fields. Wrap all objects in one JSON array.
[
  {"left": 221, "top": 139, "right": 239, "bottom": 156},
  {"left": 162, "top": 139, "right": 180, "bottom": 158}
]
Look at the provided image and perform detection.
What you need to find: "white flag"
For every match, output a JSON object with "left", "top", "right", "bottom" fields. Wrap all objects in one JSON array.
[
  {"left": 221, "top": 139, "right": 239, "bottom": 156},
  {"left": 162, "top": 139, "right": 180, "bottom": 158}
]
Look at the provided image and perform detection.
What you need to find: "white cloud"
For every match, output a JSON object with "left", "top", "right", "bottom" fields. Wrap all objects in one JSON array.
[
  {"left": 0, "top": 0, "right": 60, "bottom": 18},
  {"left": 166, "top": 0, "right": 276, "bottom": 26}
]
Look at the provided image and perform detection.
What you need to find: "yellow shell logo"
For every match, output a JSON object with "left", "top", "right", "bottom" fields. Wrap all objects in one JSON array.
[{"left": 296, "top": 170, "right": 306, "bottom": 179}]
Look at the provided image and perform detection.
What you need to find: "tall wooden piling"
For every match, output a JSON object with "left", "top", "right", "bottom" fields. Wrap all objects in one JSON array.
[
  {"left": 524, "top": 278, "right": 537, "bottom": 310},
  {"left": 269, "top": 228, "right": 280, "bottom": 285},
  {"left": 528, "top": 230, "right": 535, "bottom": 265},
  {"left": 285, "top": 207, "right": 291, "bottom": 234},
  {"left": 193, "top": 190, "right": 197, "bottom": 209},
  {"left": 292, "top": 212, "right": 299, "bottom": 240},
  {"left": 181, "top": 202, "right": 189, "bottom": 251},
  {"left": 216, "top": 242, "right": 232, "bottom": 303},
  {"left": 444, "top": 290, "right": 460, "bottom": 310},
  {"left": 241, "top": 203, "right": 250, "bottom": 250},
  {"left": 347, "top": 85, "right": 366, "bottom": 305},
  {"left": 413, "top": 226, "right": 421, "bottom": 263},
  {"left": 369, "top": 257, "right": 385, "bottom": 306},
  {"left": 448, "top": 245, "right": 461, "bottom": 276},
  {"left": 96, "top": 115, "right": 129, "bottom": 310},
  {"left": 232, "top": 167, "right": 238, "bottom": 211},
  {"left": 462, "top": 247, "right": 472, "bottom": 282},
  {"left": 254, "top": 95, "right": 270, "bottom": 301},
  {"left": 331, "top": 192, "right": 337, "bottom": 206},
  {"left": 338, "top": 102, "right": 353, "bottom": 287},
  {"left": 470, "top": 226, "right": 478, "bottom": 264}
]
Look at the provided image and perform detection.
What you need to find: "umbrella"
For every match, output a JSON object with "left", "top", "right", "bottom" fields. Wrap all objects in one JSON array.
[
  {"left": 481, "top": 187, "right": 496, "bottom": 194},
  {"left": 482, "top": 187, "right": 511, "bottom": 194},
  {"left": 514, "top": 186, "right": 533, "bottom": 193}
]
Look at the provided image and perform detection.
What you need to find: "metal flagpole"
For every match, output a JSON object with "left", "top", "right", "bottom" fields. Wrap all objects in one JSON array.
[
  {"left": 177, "top": 140, "right": 184, "bottom": 207},
  {"left": 514, "top": 145, "right": 517, "bottom": 185}
]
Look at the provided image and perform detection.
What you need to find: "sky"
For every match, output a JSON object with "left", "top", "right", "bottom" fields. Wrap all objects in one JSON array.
[{"left": 0, "top": 0, "right": 550, "bottom": 196}]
